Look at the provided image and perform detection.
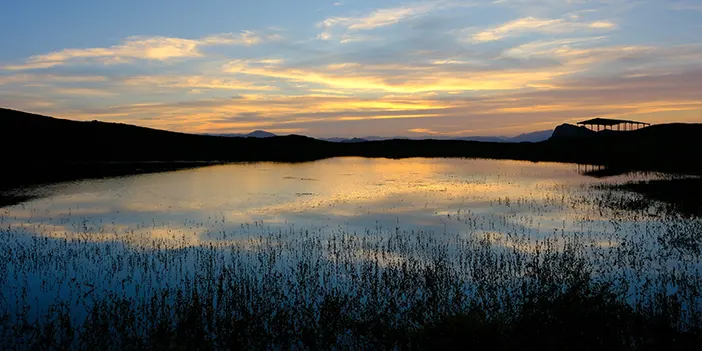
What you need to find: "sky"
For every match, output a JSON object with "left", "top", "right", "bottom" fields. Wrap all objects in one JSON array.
[{"left": 1, "top": 0, "right": 701, "bottom": 137}]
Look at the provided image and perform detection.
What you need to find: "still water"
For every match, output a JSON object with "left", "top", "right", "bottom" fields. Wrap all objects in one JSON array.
[
  {"left": 1, "top": 158, "right": 662, "bottom": 243},
  {"left": 1, "top": 157, "right": 700, "bottom": 322}
]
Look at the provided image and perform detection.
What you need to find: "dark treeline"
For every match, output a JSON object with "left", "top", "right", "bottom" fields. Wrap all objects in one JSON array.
[{"left": 3, "top": 108, "right": 701, "bottom": 189}]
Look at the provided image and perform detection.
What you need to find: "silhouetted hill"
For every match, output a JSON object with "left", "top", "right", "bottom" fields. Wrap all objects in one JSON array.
[
  {"left": 551, "top": 124, "right": 596, "bottom": 139},
  {"left": 322, "top": 137, "right": 369, "bottom": 143},
  {"left": 325, "top": 130, "right": 553, "bottom": 143},
  {"left": 342, "top": 137, "right": 368, "bottom": 143},
  {"left": 2, "top": 108, "right": 701, "bottom": 189},
  {"left": 544, "top": 122, "right": 702, "bottom": 174},
  {"left": 456, "top": 136, "right": 503, "bottom": 142},
  {"left": 246, "top": 130, "right": 276, "bottom": 138},
  {"left": 0, "top": 107, "right": 333, "bottom": 169},
  {"left": 206, "top": 130, "right": 276, "bottom": 138},
  {"left": 510, "top": 129, "right": 553, "bottom": 142}
]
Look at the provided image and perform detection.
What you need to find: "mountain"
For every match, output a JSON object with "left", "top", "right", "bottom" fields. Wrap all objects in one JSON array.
[
  {"left": 323, "top": 130, "right": 553, "bottom": 143},
  {"left": 456, "top": 136, "right": 504, "bottom": 142},
  {"left": 322, "top": 137, "right": 368, "bottom": 143},
  {"left": 322, "top": 136, "right": 405, "bottom": 142},
  {"left": 551, "top": 124, "right": 597, "bottom": 139},
  {"left": 2, "top": 108, "right": 701, "bottom": 189},
  {"left": 206, "top": 130, "right": 276, "bottom": 138},
  {"left": 321, "top": 137, "right": 347, "bottom": 143},
  {"left": 246, "top": 130, "right": 276, "bottom": 138},
  {"left": 509, "top": 129, "right": 554, "bottom": 142},
  {"left": 0, "top": 108, "right": 329, "bottom": 165}
]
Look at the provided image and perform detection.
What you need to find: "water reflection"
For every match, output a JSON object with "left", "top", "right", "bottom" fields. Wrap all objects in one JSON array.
[
  {"left": 3, "top": 158, "right": 648, "bottom": 246},
  {"left": 1, "top": 157, "right": 700, "bottom": 325},
  {"left": 0, "top": 157, "right": 688, "bottom": 253}
]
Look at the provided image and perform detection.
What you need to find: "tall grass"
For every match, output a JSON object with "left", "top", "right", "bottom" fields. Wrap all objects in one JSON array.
[{"left": 1, "top": 179, "right": 701, "bottom": 349}]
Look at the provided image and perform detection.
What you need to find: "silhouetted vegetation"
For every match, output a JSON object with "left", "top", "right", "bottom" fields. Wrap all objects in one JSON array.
[
  {"left": 597, "top": 177, "right": 702, "bottom": 218},
  {"left": 2, "top": 180, "right": 702, "bottom": 349},
  {"left": 3, "top": 270, "right": 700, "bottom": 350},
  {"left": 2, "top": 226, "right": 702, "bottom": 349},
  {"left": 2, "top": 108, "right": 701, "bottom": 191},
  {"left": 620, "top": 178, "right": 702, "bottom": 218}
]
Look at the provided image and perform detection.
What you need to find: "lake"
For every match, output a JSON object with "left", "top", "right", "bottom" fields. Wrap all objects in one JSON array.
[{"left": 1, "top": 157, "right": 701, "bottom": 347}]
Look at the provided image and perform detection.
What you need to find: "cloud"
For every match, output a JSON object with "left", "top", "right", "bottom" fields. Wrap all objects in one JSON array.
[
  {"left": 319, "top": 6, "right": 421, "bottom": 32},
  {"left": 200, "top": 31, "right": 268, "bottom": 46},
  {"left": 500, "top": 37, "right": 651, "bottom": 65},
  {"left": 52, "top": 88, "right": 114, "bottom": 96},
  {"left": 121, "top": 75, "right": 277, "bottom": 92},
  {"left": 501, "top": 37, "right": 598, "bottom": 58},
  {"left": 12, "top": 38, "right": 698, "bottom": 137},
  {"left": 0, "top": 74, "right": 107, "bottom": 85},
  {"left": 317, "top": 0, "right": 463, "bottom": 42},
  {"left": 487, "top": 0, "right": 640, "bottom": 17},
  {"left": 430, "top": 59, "right": 471, "bottom": 65},
  {"left": 2, "top": 1, "right": 700, "bottom": 139},
  {"left": 408, "top": 128, "right": 440, "bottom": 134},
  {"left": 224, "top": 59, "right": 571, "bottom": 93},
  {"left": 339, "top": 33, "right": 379, "bottom": 44},
  {"left": 16, "top": 63, "right": 700, "bottom": 137},
  {"left": 3, "top": 31, "right": 273, "bottom": 71},
  {"left": 470, "top": 17, "right": 617, "bottom": 43}
]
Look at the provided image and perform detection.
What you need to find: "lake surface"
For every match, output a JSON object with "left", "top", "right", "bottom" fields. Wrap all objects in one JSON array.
[
  {"left": 1, "top": 157, "right": 701, "bottom": 327},
  {"left": 0, "top": 158, "right": 665, "bottom": 242}
]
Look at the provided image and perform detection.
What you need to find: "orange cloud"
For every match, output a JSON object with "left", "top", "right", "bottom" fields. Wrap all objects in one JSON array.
[
  {"left": 224, "top": 60, "right": 572, "bottom": 93},
  {"left": 122, "top": 75, "right": 277, "bottom": 91},
  {"left": 3, "top": 32, "right": 274, "bottom": 70}
]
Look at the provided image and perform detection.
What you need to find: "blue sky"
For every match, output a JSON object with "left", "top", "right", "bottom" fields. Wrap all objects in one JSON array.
[{"left": 1, "top": 0, "right": 701, "bottom": 137}]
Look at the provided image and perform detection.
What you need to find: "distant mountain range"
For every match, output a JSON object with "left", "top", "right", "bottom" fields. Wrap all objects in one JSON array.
[
  {"left": 2, "top": 107, "right": 701, "bottom": 188},
  {"left": 207, "top": 129, "right": 554, "bottom": 143},
  {"left": 205, "top": 130, "right": 277, "bottom": 138}
]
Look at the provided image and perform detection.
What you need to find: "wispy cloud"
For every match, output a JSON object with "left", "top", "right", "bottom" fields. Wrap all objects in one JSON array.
[
  {"left": 317, "top": 0, "right": 463, "bottom": 41},
  {"left": 2, "top": 0, "right": 700, "bottom": 137},
  {"left": 52, "top": 88, "right": 114, "bottom": 97},
  {"left": 3, "top": 31, "right": 275, "bottom": 70},
  {"left": 0, "top": 74, "right": 107, "bottom": 85},
  {"left": 470, "top": 16, "right": 616, "bottom": 43},
  {"left": 487, "top": 0, "right": 640, "bottom": 17},
  {"left": 122, "top": 75, "right": 277, "bottom": 91},
  {"left": 33, "top": 66, "right": 701, "bottom": 136},
  {"left": 408, "top": 128, "right": 440, "bottom": 134},
  {"left": 224, "top": 59, "right": 570, "bottom": 93},
  {"left": 339, "top": 33, "right": 379, "bottom": 44}
]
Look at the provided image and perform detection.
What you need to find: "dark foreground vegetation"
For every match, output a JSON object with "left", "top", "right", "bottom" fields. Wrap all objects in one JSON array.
[
  {"left": 3, "top": 107, "right": 702, "bottom": 190},
  {"left": 616, "top": 178, "right": 702, "bottom": 217},
  {"left": 593, "top": 177, "right": 702, "bottom": 219},
  {"left": 5, "top": 272, "right": 700, "bottom": 350},
  {"left": 2, "top": 229, "right": 702, "bottom": 350},
  {"left": 2, "top": 185, "right": 702, "bottom": 349}
]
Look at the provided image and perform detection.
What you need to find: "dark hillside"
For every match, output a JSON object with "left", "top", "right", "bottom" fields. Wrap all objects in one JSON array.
[
  {"left": 542, "top": 123, "right": 702, "bottom": 174},
  {"left": 2, "top": 108, "right": 701, "bottom": 190},
  {"left": 1, "top": 108, "right": 335, "bottom": 163}
]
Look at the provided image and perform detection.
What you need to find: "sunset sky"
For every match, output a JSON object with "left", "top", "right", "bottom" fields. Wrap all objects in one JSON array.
[{"left": 1, "top": 0, "right": 701, "bottom": 137}]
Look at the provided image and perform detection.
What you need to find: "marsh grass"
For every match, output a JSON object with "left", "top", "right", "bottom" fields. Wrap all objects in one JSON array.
[
  {"left": 611, "top": 178, "right": 702, "bottom": 218},
  {"left": 1, "top": 179, "right": 702, "bottom": 349}
]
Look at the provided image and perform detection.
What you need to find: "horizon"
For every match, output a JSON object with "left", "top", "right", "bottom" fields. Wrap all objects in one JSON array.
[
  {"left": 206, "top": 126, "right": 555, "bottom": 138},
  {"left": 1, "top": 0, "right": 701, "bottom": 137}
]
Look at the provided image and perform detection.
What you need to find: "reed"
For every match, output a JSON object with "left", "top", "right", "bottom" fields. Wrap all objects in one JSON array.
[{"left": 1, "top": 178, "right": 701, "bottom": 349}]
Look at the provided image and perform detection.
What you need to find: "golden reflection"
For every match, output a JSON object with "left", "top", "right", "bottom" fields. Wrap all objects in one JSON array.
[{"left": 0, "top": 158, "right": 659, "bottom": 249}]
